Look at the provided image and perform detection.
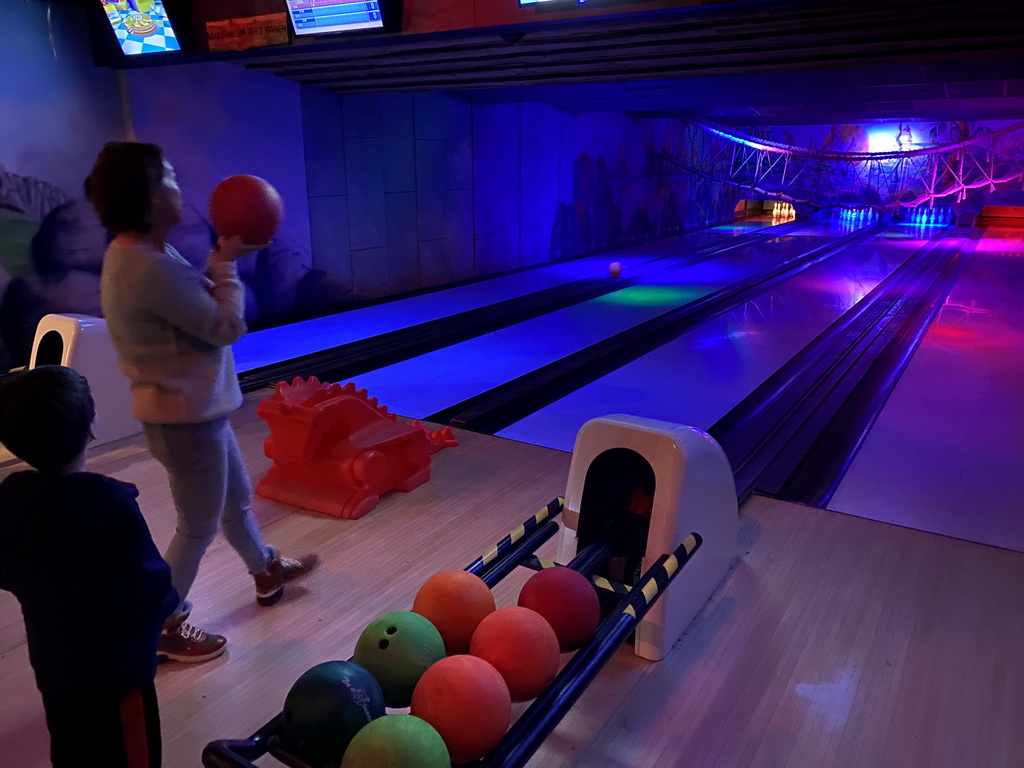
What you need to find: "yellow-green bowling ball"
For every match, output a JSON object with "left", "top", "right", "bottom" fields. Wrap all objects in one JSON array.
[
  {"left": 353, "top": 611, "right": 445, "bottom": 708},
  {"left": 341, "top": 715, "right": 450, "bottom": 768}
]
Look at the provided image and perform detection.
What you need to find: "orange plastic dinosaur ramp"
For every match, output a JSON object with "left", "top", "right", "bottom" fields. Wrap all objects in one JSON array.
[{"left": 255, "top": 377, "right": 458, "bottom": 519}]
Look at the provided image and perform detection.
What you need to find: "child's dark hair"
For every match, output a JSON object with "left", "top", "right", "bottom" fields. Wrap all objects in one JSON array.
[
  {"left": 89, "top": 142, "right": 166, "bottom": 233},
  {"left": 0, "top": 366, "right": 95, "bottom": 472}
]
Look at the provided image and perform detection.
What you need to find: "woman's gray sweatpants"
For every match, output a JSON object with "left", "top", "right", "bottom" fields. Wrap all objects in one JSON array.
[{"left": 144, "top": 417, "right": 273, "bottom": 616}]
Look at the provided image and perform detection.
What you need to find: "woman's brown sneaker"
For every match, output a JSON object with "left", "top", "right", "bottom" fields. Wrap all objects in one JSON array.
[
  {"left": 158, "top": 619, "right": 227, "bottom": 663},
  {"left": 253, "top": 553, "right": 321, "bottom": 606}
]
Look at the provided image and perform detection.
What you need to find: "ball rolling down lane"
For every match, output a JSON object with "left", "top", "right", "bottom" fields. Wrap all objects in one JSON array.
[{"left": 609, "top": 261, "right": 622, "bottom": 278}]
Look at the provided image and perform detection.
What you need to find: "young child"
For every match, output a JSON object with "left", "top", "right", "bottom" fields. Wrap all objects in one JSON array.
[
  {"left": 91, "top": 141, "right": 318, "bottom": 662},
  {"left": 0, "top": 365, "right": 178, "bottom": 768}
]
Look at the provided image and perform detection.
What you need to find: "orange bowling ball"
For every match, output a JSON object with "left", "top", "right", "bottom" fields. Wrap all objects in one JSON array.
[
  {"left": 518, "top": 567, "right": 601, "bottom": 652},
  {"left": 469, "top": 606, "right": 560, "bottom": 702},
  {"left": 411, "top": 655, "right": 511, "bottom": 764},
  {"left": 413, "top": 570, "right": 495, "bottom": 655},
  {"left": 208, "top": 174, "right": 284, "bottom": 245}
]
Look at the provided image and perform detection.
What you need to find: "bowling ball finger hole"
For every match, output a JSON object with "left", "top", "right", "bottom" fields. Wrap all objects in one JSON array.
[
  {"left": 386, "top": 627, "right": 398, "bottom": 635},
  {"left": 379, "top": 639, "right": 390, "bottom": 650}
]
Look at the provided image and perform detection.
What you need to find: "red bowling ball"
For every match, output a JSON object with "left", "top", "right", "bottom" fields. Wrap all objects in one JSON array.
[
  {"left": 410, "top": 655, "right": 511, "bottom": 763},
  {"left": 469, "top": 606, "right": 560, "bottom": 702},
  {"left": 413, "top": 570, "right": 496, "bottom": 655},
  {"left": 208, "top": 174, "right": 284, "bottom": 245},
  {"left": 518, "top": 567, "right": 601, "bottom": 652}
]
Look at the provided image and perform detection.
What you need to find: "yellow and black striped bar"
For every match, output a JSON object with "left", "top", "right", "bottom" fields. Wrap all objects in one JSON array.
[
  {"left": 617, "top": 533, "right": 701, "bottom": 624},
  {"left": 481, "top": 532, "right": 704, "bottom": 768},
  {"left": 464, "top": 497, "right": 564, "bottom": 581},
  {"left": 521, "top": 555, "right": 632, "bottom": 597}
]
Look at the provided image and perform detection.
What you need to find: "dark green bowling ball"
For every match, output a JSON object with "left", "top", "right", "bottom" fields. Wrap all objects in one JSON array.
[{"left": 281, "top": 660, "right": 385, "bottom": 768}]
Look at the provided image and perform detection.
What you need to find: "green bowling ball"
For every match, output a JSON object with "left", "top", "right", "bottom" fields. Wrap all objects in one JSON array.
[
  {"left": 281, "top": 660, "right": 385, "bottom": 768},
  {"left": 353, "top": 611, "right": 446, "bottom": 708},
  {"left": 340, "top": 714, "right": 450, "bottom": 768}
]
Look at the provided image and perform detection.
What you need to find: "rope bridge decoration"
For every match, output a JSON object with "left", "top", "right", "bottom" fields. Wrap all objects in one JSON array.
[{"left": 660, "top": 119, "right": 1024, "bottom": 213}]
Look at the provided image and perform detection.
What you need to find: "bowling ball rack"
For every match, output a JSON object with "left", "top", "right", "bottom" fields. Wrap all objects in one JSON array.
[{"left": 202, "top": 497, "right": 702, "bottom": 768}]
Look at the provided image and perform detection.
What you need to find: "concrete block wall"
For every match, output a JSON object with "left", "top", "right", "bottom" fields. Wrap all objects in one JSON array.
[{"left": 301, "top": 89, "right": 738, "bottom": 303}]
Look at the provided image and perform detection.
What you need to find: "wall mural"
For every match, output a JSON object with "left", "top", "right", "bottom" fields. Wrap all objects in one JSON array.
[
  {"left": 662, "top": 118, "right": 1024, "bottom": 215},
  {"left": 551, "top": 121, "right": 738, "bottom": 260},
  {"left": 0, "top": 168, "right": 334, "bottom": 370}
]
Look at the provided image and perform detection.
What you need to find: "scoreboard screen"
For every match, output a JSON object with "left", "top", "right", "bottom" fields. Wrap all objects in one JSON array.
[{"left": 285, "top": 0, "right": 384, "bottom": 36}]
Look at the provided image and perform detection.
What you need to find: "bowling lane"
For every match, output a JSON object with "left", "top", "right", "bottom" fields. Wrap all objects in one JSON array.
[
  {"left": 335, "top": 223, "right": 846, "bottom": 418},
  {"left": 233, "top": 219, "right": 776, "bottom": 372},
  {"left": 497, "top": 226, "right": 923, "bottom": 451},
  {"left": 829, "top": 227, "right": 1024, "bottom": 552}
]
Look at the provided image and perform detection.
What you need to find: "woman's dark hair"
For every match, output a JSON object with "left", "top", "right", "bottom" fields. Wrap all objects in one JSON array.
[{"left": 88, "top": 142, "right": 166, "bottom": 233}]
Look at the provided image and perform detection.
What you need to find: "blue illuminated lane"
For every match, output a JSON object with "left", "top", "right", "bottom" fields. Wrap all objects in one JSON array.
[
  {"left": 331, "top": 226, "right": 837, "bottom": 418},
  {"left": 233, "top": 219, "right": 776, "bottom": 372},
  {"left": 497, "top": 227, "right": 920, "bottom": 451}
]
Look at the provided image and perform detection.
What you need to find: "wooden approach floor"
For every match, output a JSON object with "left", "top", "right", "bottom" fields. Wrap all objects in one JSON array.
[{"left": 1, "top": 394, "right": 1023, "bottom": 768}]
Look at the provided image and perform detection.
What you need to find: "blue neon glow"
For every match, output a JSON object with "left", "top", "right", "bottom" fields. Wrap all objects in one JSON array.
[
  {"left": 868, "top": 124, "right": 914, "bottom": 153},
  {"left": 902, "top": 205, "right": 952, "bottom": 226}
]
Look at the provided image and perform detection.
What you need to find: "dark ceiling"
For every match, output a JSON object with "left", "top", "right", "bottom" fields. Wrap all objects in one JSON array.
[
  {"left": 118, "top": 0, "right": 1024, "bottom": 125},
  {"left": 457, "top": 60, "right": 1024, "bottom": 125}
]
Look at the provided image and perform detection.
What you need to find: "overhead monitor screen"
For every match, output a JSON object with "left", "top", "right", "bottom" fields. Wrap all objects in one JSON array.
[
  {"left": 99, "top": 0, "right": 181, "bottom": 55},
  {"left": 285, "top": 0, "right": 384, "bottom": 36}
]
